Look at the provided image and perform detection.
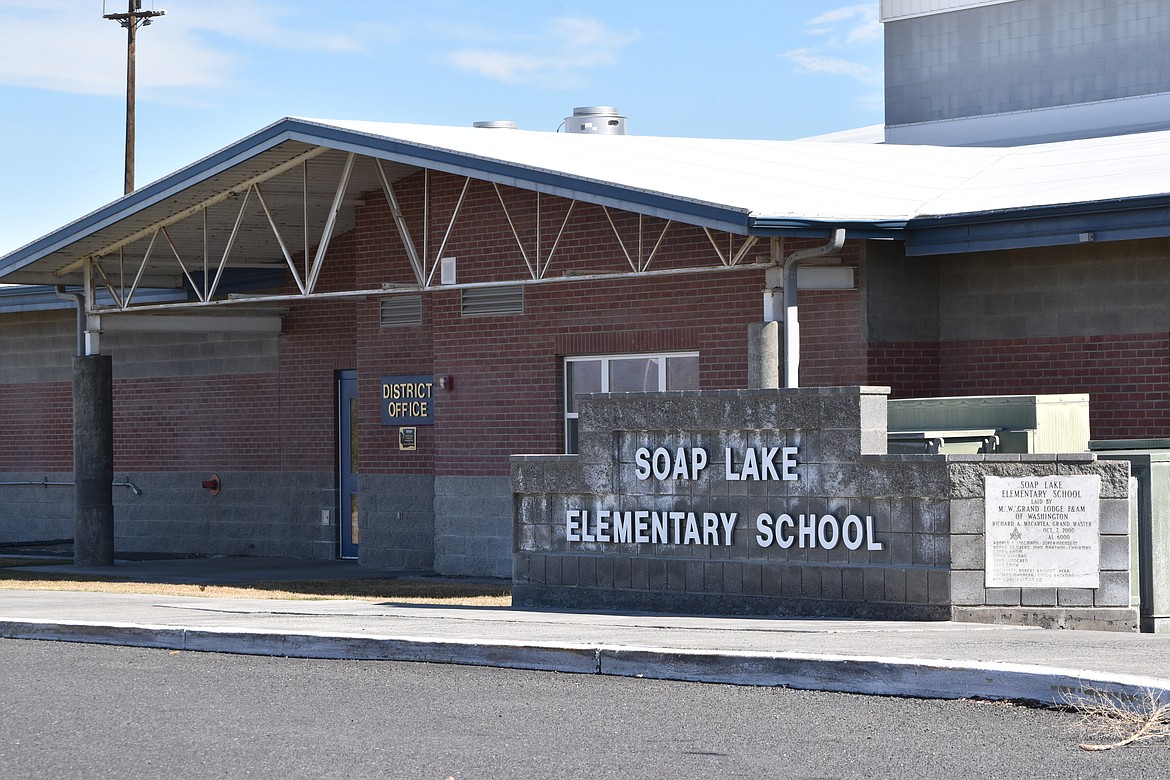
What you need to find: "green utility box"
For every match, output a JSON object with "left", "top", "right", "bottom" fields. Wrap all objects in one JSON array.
[
  {"left": 1090, "top": 440, "right": 1170, "bottom": 634},
  {"left": 888, "top": 394, "right": 1091, "bottom": 455}
]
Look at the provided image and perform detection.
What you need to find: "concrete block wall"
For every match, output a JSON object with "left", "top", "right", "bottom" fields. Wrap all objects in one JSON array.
[
  {"left": 0, "top": 473, "right": 73, "bottom": 544},
  {"left": 0, "top": 311, "right": 76, "bottom": 384},
  {"left": 113, "top": 471, "right": 336, "bottom": 559},
  {"left": 945, "top": 454, "right": 1134, "bottom": 629},
  {"left": 514, "top": 387, "right": 959, "bottom": 619},
  {"left": 513, "top": 387, "right": 1137, "bottom": 628},
  {"left": 105, "top": 330, "right": 280, "bottom": 379},
  {"left": 0, "top": 310, "right": 281, "bottom": 385},
  {"left": 434, "top": 476, "right": 512, "bottom": 577},
  {"left": 356, "top": 474, "right": 512, "bottom": 576},
  {"left": 359, "top": 474, "right": 435, "bottom": 570},
  {"left": 885, "top": 0, "right": 1170, "bottom": 126},
  {"left": 0, "top": 470, "right": 339, "bottom": 557}
]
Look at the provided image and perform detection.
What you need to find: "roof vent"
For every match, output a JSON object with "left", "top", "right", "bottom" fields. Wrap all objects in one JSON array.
[
  {"left": 564, "top": 106, "right": 627, "bottom": 135},
  {"left": 473, "top": 120, "right": 518, "bottom": 129}
]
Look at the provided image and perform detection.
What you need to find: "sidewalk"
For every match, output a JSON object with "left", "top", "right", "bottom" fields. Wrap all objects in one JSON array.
[{"left": 2, "top": 557, "right": 1169, "bottom": 707}]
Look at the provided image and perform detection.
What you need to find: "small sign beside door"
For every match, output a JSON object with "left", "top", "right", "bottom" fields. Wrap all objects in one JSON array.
[
  {"left": 399, "top": 427, "right": 417, "bottom": 451},
  {"left": 381, "top": 374, "right": 435, "bottom": 425}
]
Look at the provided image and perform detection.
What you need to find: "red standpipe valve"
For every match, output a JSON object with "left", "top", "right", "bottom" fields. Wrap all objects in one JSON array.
[{"left": 202, "top": 475, "right": 221, "bottom": 496}]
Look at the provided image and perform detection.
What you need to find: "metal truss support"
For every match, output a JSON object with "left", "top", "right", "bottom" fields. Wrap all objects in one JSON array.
[
  {"left": 161, "top": 226, "right": 205, "bottom": 302},
  {"left": 55, "top": 147, "right": 330, "bottom": 279},
  {"left": 71, "top": 148, "right": 777, "bottom": 316},
  {"left": 255, "top": 183, "right": 307, "bottom": 295},
  {"left": 704, "top": 228, "right": 759, "bottom": 267},
  {"left": 494, "top": 183, "right": 537, "bottom": 280},
  {"left": 375, "top": 159, "right": 425, "bottom": 286},
  {"left": 603, "top": 207, "right": 673, "bottom": 273},
  {"left": 108, "top": 257, "right": 771, "bottom": 315},
  {"left": 208, "top": 185, "right": 253, "bottom": 301},
  {"left": 425, "top": 176, "right": 471, "bottom": 287},
  {"left": 306, "top": 152, "right": 356, "bottom": 295},
  {"left": 540, "top": 199, "right": 575, "bottom": 279}
]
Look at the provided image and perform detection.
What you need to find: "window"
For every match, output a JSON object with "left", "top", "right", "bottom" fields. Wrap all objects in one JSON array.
[{"left": 564, "top": 352, "right": 699, "bottom": 453}]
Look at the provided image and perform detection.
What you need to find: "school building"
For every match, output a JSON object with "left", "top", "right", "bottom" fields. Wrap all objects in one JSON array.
[{"left": 2, "top": 0, "right": 1169, "bottom": 579}]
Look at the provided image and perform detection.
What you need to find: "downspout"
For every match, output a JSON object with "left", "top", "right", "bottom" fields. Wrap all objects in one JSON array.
[
  {"left": 782, "top": 228, "right": 846, "bottom": 388},
  {"left": 54, "top": 286, "right": 85, "bottom": 357}
]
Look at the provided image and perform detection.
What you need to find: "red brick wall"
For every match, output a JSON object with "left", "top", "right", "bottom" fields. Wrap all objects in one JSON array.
[
  {"left": 423, "top": 272, "right": 770, "bottom": 478},
  {"left": 339, "top": 175, "right": 867, "bottom": 477},
  {"left": 800, "top": 289, "right": 868, "bottom": 386},
  {"left": 113, "top": 374, "right": 282, "bottom": 470},
  {"left": 354, "top": 294, "right": 435, "bottom": 477},
  {"left": 867, "top": 341, "right": 942, "bottom": 397},
  {"left": 2, "top": 175, "right": 869, "bottom": 479},
  {"left": 869, "top": 333, "right": 1170, "bottom": 439},
  {"left": 0, "top": 383, "right": 72, "bottom": 470}
]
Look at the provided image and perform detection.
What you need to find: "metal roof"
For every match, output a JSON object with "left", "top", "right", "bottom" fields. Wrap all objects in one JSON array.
[{"left": 4, "top": 116, "right": 1170, "bottom": 286}]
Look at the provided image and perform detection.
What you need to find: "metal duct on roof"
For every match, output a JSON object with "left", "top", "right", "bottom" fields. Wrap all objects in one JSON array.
[{"left": 564, "top": 107, "right": 627, "bottom": 135}]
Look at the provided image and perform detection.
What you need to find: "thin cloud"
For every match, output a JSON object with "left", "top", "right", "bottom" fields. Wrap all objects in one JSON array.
[
  {"left": 780, "top": 3, "right": 882, "bottom": 86},
  {"left": 445, "top": 15, "right": 638, "bottom": 89},
  {"left": 806, "top": 3, "right": 882, "bottom": 44},
  {"left": 178, "top": 1, "right": 362, "bottom": 53},
  {"left": 0, "top": 0, "right": 361, "bottom": 97},
  {"left": 807, "top": 4, "right": 873, "bottom": 27},
  {"left": 782, "top": 48, "right": 872, "bottom": 81}
]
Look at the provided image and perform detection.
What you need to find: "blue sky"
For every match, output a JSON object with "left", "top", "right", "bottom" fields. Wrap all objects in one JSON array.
[{"left": 0, "top": 1, "right": 884, "bottom": 254}]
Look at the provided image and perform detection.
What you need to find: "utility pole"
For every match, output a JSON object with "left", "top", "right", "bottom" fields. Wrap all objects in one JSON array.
[{"left": 103, "top": 1, "right": 165, "bottom": 195}]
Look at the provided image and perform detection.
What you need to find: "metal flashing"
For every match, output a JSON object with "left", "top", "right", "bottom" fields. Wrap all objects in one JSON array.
[
  {"left": 905, "top": 197, "right": 1170, "bottom": 255},
  {"left": 0, "top": 285, "right": 184, "bottom": 314}
]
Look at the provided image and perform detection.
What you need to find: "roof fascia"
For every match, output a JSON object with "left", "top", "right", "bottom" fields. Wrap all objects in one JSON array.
[
  {"left": 905, "top": 197, "right": 1170, "bottom": 256},
  {"left": 747, "top": 217, "right": 907, "bottom": 240}
]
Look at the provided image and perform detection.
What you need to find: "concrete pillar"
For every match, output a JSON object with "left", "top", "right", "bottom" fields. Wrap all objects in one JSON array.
[
  {"left": 74, "top": 355, "right": 114, "bottom": 566},
  {"left": 747, "top": 322, "right": 780, "bottom": 389}
]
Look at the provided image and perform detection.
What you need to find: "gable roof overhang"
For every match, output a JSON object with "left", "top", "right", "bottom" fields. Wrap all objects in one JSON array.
[
  {"left": 0, "top": 118, "right": 903, "bottom": 289},
  {"left": 5, "top": 117, "right": 1170, "bottom": 295}
]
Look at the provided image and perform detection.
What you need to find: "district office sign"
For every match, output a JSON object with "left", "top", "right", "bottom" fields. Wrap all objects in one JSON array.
[{"left": 381, "top": 375, "right": 434, "bottom": 425}]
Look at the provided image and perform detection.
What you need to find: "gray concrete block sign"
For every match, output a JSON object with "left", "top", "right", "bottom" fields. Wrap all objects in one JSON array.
[{"left": 512, "top": 387, "right": 1137, "bottom": 631}]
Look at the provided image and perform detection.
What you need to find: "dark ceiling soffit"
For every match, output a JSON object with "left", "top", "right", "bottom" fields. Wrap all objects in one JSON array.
[
  {"left": 904, "top": 199, "right": 1170, "bottom": 256},
  {"left": 0, "top": 120, "right": 307, "bottom": 279}
]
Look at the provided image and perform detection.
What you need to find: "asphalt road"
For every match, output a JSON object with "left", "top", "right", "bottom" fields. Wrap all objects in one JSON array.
[{"left": 1, "top": 638, "right": 1165, "bottom": 779}]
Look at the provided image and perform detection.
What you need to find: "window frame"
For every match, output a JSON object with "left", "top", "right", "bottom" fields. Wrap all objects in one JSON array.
[{"left": 563, "top": 351, "right": 699, "bottom": 453}]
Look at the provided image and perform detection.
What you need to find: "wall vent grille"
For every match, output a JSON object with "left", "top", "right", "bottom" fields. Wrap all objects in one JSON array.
[
  {"left": 380, "top": 295, "right": 422, "bottom": 327},
  {"left": 462, "top": 286, "right": 524, "bottom": 316}
]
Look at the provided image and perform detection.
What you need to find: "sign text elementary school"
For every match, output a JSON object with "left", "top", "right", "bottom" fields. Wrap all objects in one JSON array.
[{"left": 564, "top": 444, "right": 884, "bottom": 551}]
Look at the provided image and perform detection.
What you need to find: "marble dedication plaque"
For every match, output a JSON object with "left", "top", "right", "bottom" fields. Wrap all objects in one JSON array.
[{"left": 984, "top": 475, "right": 1101, "bottom": 588}]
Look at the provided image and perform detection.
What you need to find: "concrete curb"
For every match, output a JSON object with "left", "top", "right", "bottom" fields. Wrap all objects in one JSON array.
[{"left": 3, "top": 618, "right": 1168, "bottom": 707}]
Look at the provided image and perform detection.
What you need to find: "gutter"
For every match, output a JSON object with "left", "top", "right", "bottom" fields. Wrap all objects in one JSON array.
[
  {"left": 782, "top": 228, "right": 846, "bottom": 388},
  {"left": 53, "top": 285, "right": 84, "bottom": 358}
]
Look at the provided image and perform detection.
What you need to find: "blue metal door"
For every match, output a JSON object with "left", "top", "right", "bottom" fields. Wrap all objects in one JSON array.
[{"left": 338, "top": 371, "right": 359, "bottom": 559}]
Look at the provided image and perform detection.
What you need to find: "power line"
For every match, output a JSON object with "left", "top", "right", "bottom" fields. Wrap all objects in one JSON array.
[{"left": 103, "top": 1, "right": 166, "bottom": 195}]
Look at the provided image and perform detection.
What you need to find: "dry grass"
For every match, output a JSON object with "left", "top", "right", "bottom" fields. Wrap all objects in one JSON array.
[
  {"left": 1063, "top": 687, "right": 1170, "bottom": 751},
  {"left": 0, "top": 559, "right": 512, "bottom": 606}
]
